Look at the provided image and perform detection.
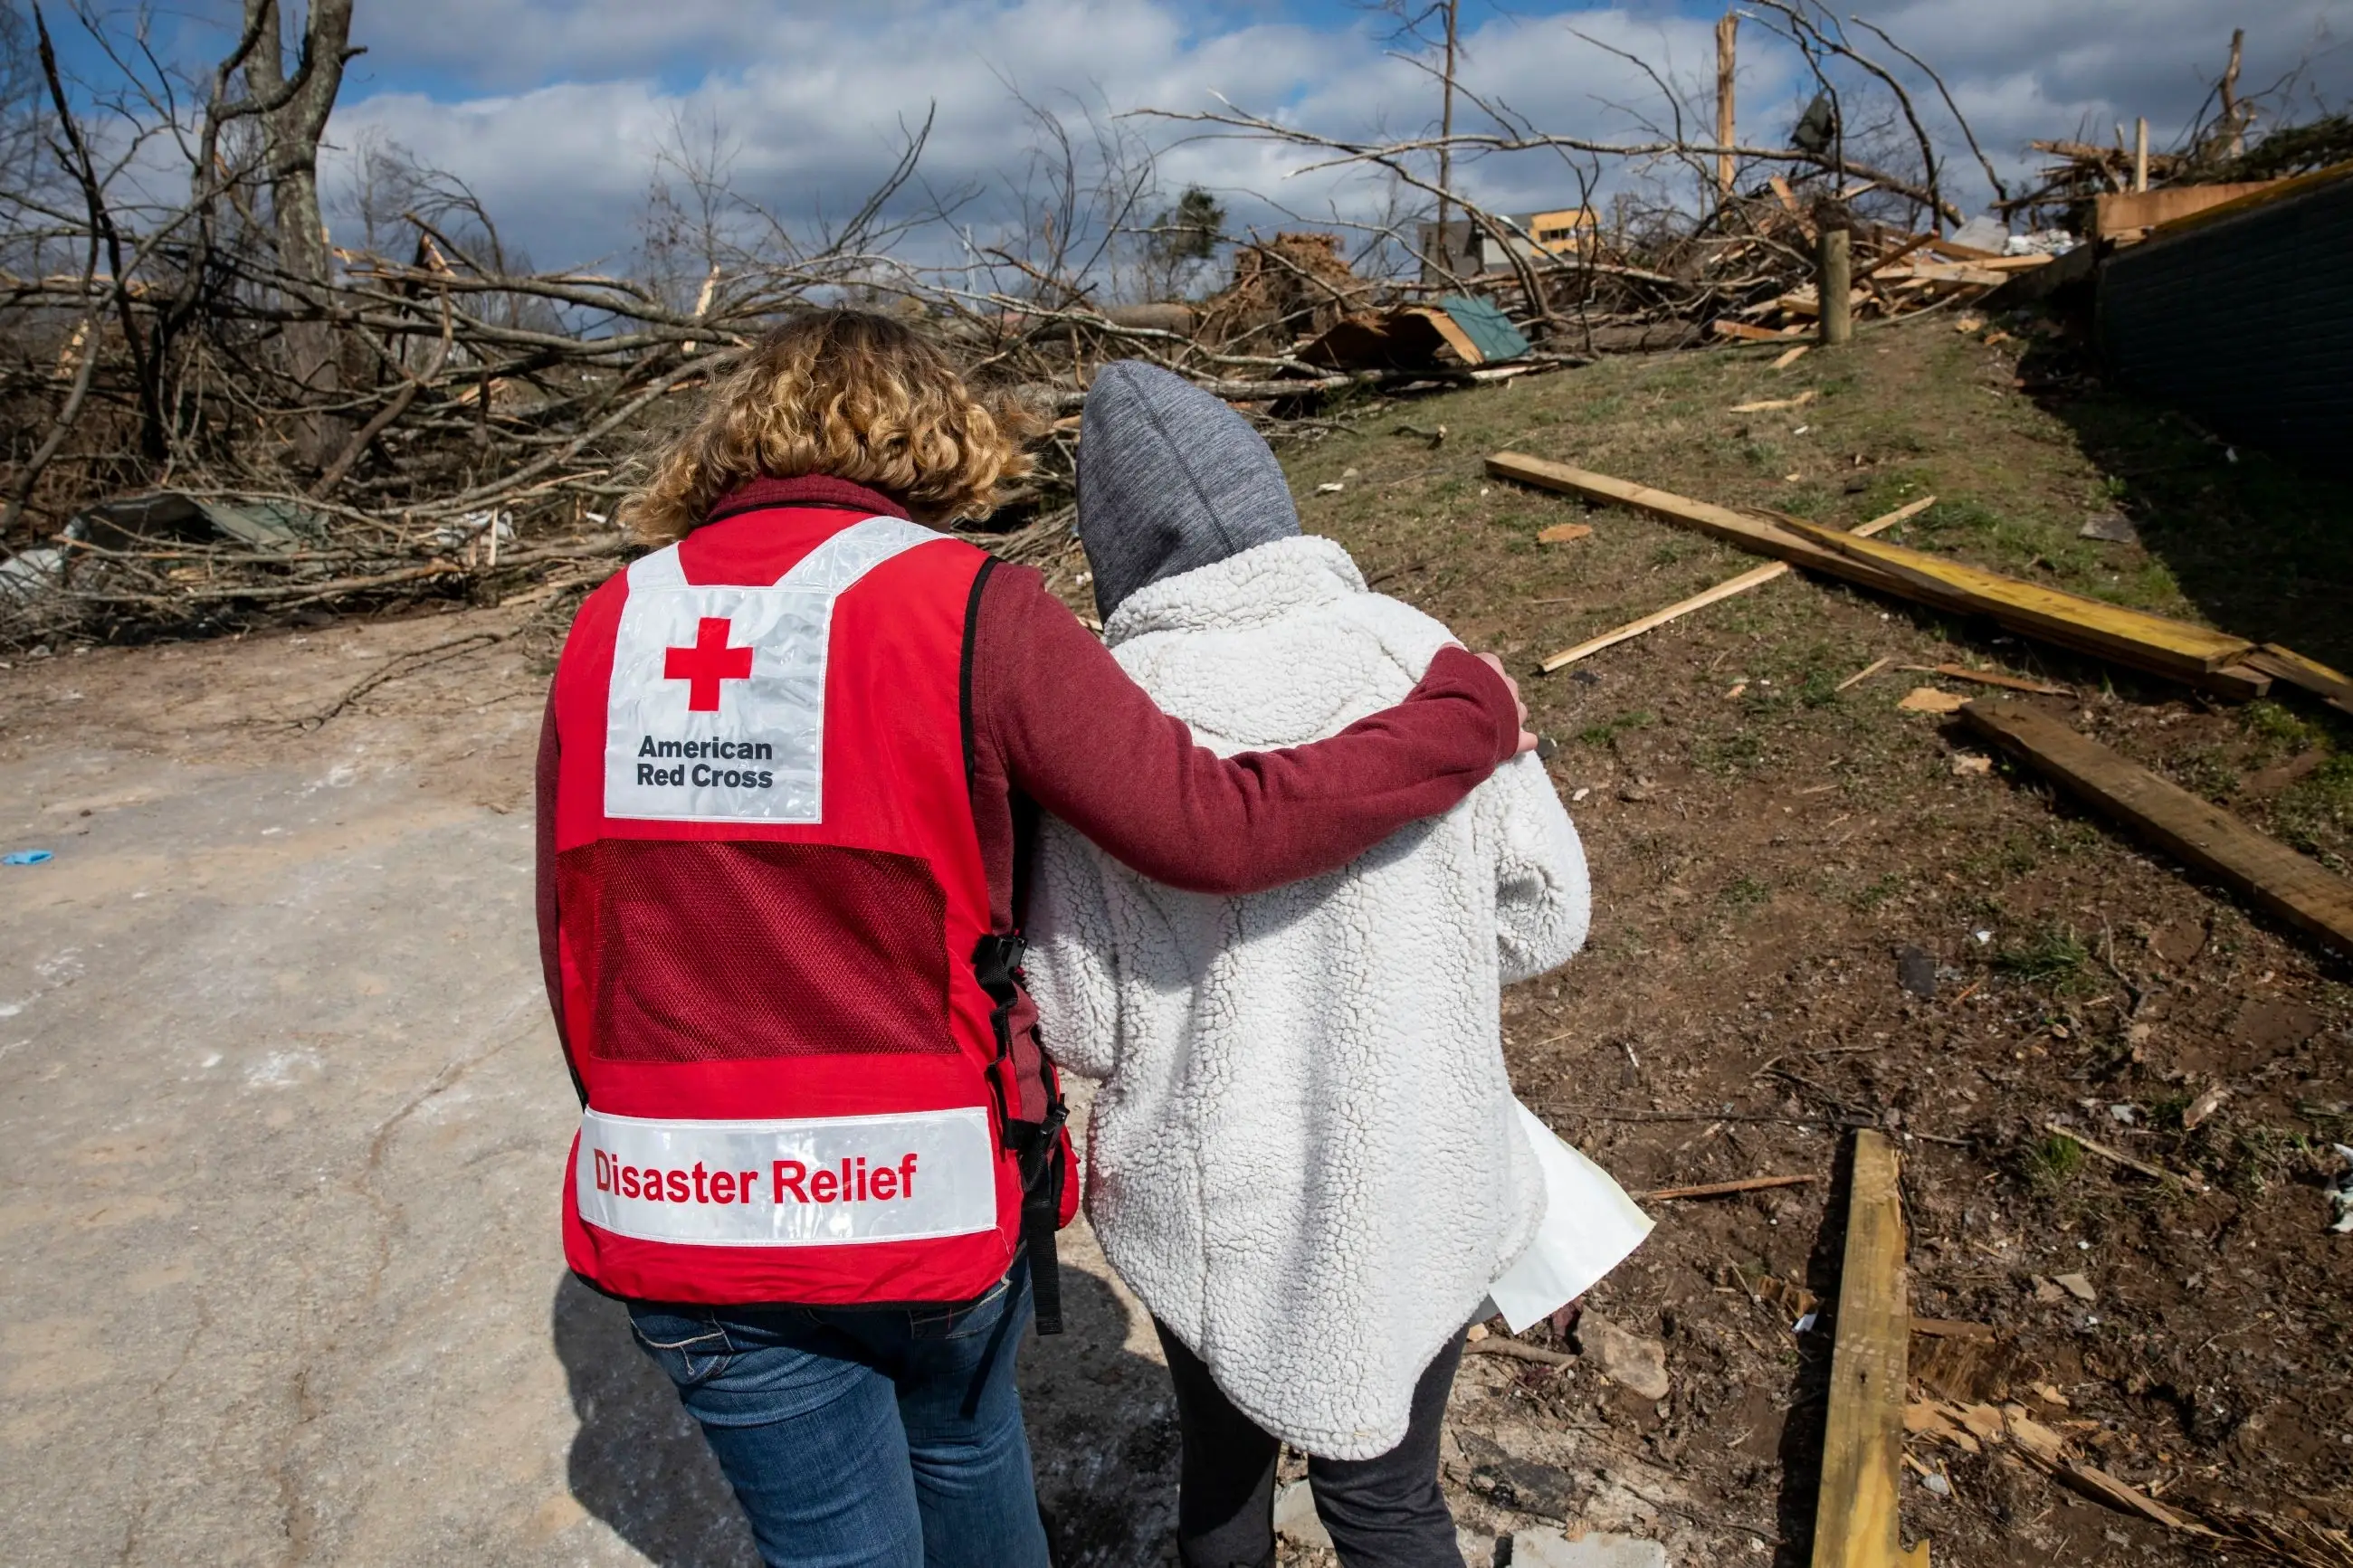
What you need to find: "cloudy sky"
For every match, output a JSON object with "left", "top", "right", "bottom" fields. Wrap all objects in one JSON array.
[{"left": 63, "top": 1, "right": 2353, "bottom": 274}]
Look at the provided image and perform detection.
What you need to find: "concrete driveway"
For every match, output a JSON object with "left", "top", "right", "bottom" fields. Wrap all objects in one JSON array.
[{"left": 0, "top": 615, "right": 1174, "bottom": 1567}]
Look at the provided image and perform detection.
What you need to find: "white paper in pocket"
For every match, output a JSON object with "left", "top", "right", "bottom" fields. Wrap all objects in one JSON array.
[{"left": 1481, "top": 1100, "right": 1654, "bottom": 1335}]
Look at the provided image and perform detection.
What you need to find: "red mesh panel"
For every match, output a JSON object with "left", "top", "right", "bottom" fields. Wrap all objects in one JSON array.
[{"left": 560, "top": 840, "right": 953, "bottom": 1062}]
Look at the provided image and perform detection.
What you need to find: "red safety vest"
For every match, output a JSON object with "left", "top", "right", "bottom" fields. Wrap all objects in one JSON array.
[{"left": 548, "top": 503, "right": 1069, "bottom": 1312}]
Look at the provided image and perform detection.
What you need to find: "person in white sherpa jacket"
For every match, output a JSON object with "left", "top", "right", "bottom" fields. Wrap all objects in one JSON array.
[{"left": 1024, "top": 362, "right": 1591, "bottom": 1568}]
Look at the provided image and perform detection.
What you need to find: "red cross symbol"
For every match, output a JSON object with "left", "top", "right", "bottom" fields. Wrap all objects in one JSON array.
[{"left": 663, "top": 616, "right": 754, "bottom": 712}]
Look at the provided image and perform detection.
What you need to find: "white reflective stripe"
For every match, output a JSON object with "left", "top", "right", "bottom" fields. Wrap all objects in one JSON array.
[
  {"left": 577, "top": 1106, "right": 997, "bottom": 1248},
  {"left": 626, "top": 544, "right": 689, "bottom": 591},
  {"left": 777, "top": 516, "right": 946, "bottom": 594},
  {"left": 603, "top": 516, "right": 947, "bottom": 823}
]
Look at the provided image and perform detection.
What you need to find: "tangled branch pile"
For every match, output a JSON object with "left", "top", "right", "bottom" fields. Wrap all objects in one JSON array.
[{"left": 0, "top": 3, "right": 2337, "bottom": 651}]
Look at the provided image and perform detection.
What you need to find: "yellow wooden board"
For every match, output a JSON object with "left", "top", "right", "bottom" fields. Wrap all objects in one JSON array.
[
  {"left": 1812, "top": 1129, "right": 1913, "bottom": 1568},
  {"left": 1778, "top": 518, "right": 2253, "bottom": 678},
  {"left": 1962, "top": 700, "right": 2353, "bottom": 960}
]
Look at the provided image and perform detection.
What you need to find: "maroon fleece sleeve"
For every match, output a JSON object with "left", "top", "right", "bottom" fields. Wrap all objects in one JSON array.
[
  {"left": 972, "top": 561, "right": 1517, "bottom": 898},
  {"left": 534, "top": 691, "right": 568, "bottom": 1056}
]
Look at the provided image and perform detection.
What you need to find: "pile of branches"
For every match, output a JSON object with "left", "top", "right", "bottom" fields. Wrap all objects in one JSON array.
[
  {"left": 0, "top": 5, "right": 1480, "bottom": 649},
  {"left": 3, "top": 3, "right": 2336, "bottom": 651},
  {"left": 1996, "top": 31, "right": 2344, "bottom": 223}
]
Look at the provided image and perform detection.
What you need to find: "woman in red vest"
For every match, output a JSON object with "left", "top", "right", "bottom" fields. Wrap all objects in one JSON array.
[{"left": 537, "top": 309, "right": 1530, "bottom": 1568}]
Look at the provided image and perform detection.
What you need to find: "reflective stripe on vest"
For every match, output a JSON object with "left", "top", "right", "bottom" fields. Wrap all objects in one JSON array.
[
  {"left": 602, "top": 516, "right": 944, "bottom": 823},
  {"left": 576, "top": 1107, "right": 997, "bottom": 1247}
]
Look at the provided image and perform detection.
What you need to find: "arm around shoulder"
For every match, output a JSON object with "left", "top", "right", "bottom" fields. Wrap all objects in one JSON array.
[{"left": 975, "top": 563, "right": 1520, "bottom": 898}]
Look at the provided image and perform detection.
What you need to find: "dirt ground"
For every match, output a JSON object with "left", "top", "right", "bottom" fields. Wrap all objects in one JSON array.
[
  {"left": 1250, "top": 309, "right": 2352, "bottom": 1567},
  {"left": 2, "top": 309, "right": 2348, "bottom": 1566}
]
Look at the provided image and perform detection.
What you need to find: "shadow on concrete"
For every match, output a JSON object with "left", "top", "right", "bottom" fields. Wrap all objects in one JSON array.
[
  {"left": 1018, "top": 1267, "right": 1182, "bottom": 1568},
  {"left": 550, "top": 1264, "right": 1178, "bottom": 1568},
  {"left": 553, "top": 1273, "right": 760, "bottom": 1568}
]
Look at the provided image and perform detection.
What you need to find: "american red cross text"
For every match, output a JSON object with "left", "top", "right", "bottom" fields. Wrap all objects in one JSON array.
[{"left": 663, "top": 616, "right": 755, "bottom": 711}]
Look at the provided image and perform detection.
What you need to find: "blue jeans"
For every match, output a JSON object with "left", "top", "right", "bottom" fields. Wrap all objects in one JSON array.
[{"left": 627, "top": 1257, "right": 1052, "bottom": 1568}]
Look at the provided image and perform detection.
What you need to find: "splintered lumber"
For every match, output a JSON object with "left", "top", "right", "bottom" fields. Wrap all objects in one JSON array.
[
  {"left": 2040, "top": 1119, "right": 2207, "bottom": 1192},
  {"left": 1964, "top": 700, "right": 2353, "bottom": 960},
  {"left": 1463, "top": 1336, "right": 1577, "bottom": 1366},
  {"left": 1811, "top": 1129, "right": 1918, "bottom": 1568},
  {"left": 1777, "top": 518, "right": 2254, "bottom": 681},
  {"left": 1644, "top": 1173, "right": 1815, "bottom": 1201},
  {"left": 1489, "top": 451, "right": 1898, "bottom": 581},
  {"left": 1542, "top": 562, "right": 1785, "bottom": 673},
  {"left": 1490, "top": 454, "right": 2268, "bottom": 697},
  {"left": 1535, "top": 495, "right": 1934, "bottom": 671},
  {"left": 1915, "top": 662, "right": 2072, "bottom": 697},
  {"left": 2243, "top": 643, "right": 2353, "bottom": 718},
  {"left": 1712, "top": 318, "right": 1801, "bottom": 343}
]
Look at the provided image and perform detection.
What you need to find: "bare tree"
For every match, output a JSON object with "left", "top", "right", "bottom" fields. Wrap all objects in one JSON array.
[{"left": 242, "top": 0, "right": 360, "bottom": 461}]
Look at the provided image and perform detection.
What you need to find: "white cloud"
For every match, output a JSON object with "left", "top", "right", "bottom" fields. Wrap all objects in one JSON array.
[{"left": 323, "top": 0, "right": 2353, "bottom": 271}]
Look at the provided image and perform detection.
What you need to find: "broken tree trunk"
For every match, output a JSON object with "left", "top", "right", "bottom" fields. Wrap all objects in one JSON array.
[
  {"left": 1811, "top": 1128, "right": 1924, "bottom": 1568},
  {"left": 245, "top": 0, "right": 361, "bottom": 470},
  {"left": 1962, "top": 699, "right": 2353, "bottom": 961}
]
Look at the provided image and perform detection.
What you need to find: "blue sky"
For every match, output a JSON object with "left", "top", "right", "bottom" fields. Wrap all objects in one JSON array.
[{"left": 37, "top": 1, "right": 2353, "bottom": 275}]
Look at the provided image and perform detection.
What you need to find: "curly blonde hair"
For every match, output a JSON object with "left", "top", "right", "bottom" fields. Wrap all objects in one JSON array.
[{"left": 621, "top": 309, "right": 1040, "bottom": 544}]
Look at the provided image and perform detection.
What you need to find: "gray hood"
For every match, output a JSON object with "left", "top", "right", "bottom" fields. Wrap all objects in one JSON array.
[{"left": 1075, "top": 360, "right": 1301, "bottom": 621}]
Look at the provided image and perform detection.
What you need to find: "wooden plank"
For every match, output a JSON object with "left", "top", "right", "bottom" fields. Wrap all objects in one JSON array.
[
  {"left": 1917, "top": 662, "right": 2072, "bottom": 697},
  {"left": 1534, "top": 495, "right": 1933, "bottom": 672},
  {"left": 1962, "top": 700, "right": 2353, "bottom": 960},
  {"left": 1487, "top": 452, "right": 1896, "bottom": 584},
  {"left": 1491, "top": 455, "right": 2261, "bottom": 695},
  {"left": 1540, "top": 562, "right": 1788, "bottom": 672},
  {"left": 1812, "top": 1129, "right": 1913, "bottom": 1568},
  {"left": 2092, "top": 181, "right": 2275, "bottom": 237},
  {"left": 1778, "top": 518, "right": 2253, "bottom": 679},
  {"left": 1713, "top": 318, "right": 1805, "bottom": 342},
  {"left": 2147, "top": 158, "right": 2353, "bottom": 240},
  {"left": 2243, "top": 642, "right": 2353, "bottom": 717}
]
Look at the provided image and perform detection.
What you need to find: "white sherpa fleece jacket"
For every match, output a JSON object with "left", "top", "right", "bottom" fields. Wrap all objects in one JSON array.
[{"left": 1024, "top": 534, "right": 1591, "bottom": 1460}]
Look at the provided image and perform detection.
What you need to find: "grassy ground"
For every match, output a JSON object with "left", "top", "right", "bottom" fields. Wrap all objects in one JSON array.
[{"left": 1235, "top": 310, "right": 2353, "bottom": 1566}]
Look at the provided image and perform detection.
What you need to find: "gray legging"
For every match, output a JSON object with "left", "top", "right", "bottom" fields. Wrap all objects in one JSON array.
[{"left": 1155, "top": 1321, "right": 1466, "bottom": 1568}]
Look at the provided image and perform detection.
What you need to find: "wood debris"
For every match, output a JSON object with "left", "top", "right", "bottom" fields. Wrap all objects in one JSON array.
[
  {"left": 1966, "top": 700, "right": 2353, "bottom": 961},
  {"left": 1908, "top": 662, "right": 2072, "bottom": 697},
  {"left": 1537, "top": 523, "right": 1593, "bottom": 545},
  {"left": 1729, "top": 390, "right": 1817, "bottom": 413},
  {"left": 1532, "top": 495, "right": 1932, "bottom": 672},
  {"left": 1836, "top": 656, "right": 1894, "bottom": 690},
  {"left": 1810, "top": 1129, "right": 1919, "bottom": 1568},
  {"left": 1897, "top": 688, "right": 1967, "bottom": 714},
  {"left": 1489, "top": 453, "right": 2347, "bottom": 703},
  {"left": 1643, "top": 1174, "right": 1815, "bottom": 1201},
  {"left": 2038, "top": 1118, "right": 2207, "bottom": 1190}
]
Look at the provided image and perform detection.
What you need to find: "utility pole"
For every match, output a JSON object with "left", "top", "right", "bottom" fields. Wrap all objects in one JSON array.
[
  {"left": 1817, "top": 229, "right": 1852, "bottom": 347},
  {"left": 2134, "top": 117, "right": 2149, "bottom": 193},
  {"left": 1714, "top": 13, "right": 1739, "bottom": 200},
  {"left": 1434, "top": 0, "right": 1462, "bottom": 276}
]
